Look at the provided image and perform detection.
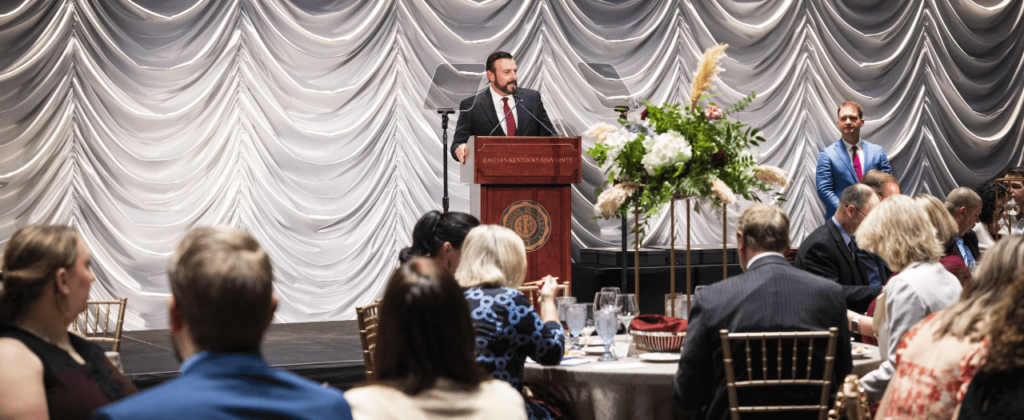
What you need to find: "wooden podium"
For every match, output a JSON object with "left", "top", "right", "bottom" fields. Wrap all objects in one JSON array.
[{"left": 460, "top": 136, "right": 582, "bottom": 287}]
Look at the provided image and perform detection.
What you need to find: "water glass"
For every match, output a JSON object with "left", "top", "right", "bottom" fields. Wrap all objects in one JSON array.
[
  {"left": 566, "top": 304, "right": 587, "bottom": 351},
  {"left": 580, "top": 305, "right": 596, "bottom": 344},
  {"left": 556, "top": 296, "right": 577, "bottom": 326},
  {"left": 595, "top": 307, "right": 619, "bottom": 362}
]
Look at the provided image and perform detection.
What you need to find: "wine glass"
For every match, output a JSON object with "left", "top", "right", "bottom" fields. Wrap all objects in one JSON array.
[
  {"left": 617, "top": 293, "right": 637, "bottom": 333},
  {"left": 566, "top": 304, "right": 587, "bottom": 352},
  {"left": 1005, "top": 198, "right": 1020, "bottom": 218},
  {"left": 579, "top": 305, "right": 596, "bottom": 345},
  {"left": 594, "top": 291, "right": 618, "bottom": 313},
  {"left": 556, "top": 297, "right": 576, "bottom": 327},
  {"left": 595, "top": 307, "right": 619, "bottom": 362}
]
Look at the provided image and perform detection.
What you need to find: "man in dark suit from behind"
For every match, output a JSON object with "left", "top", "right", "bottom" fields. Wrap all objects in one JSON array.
[
  {"left": 795, "top": 184, "right": 892, "bottom": 313},
  {"left": 451, "top": 51, "right": 556, "bottom": 164},
  {"left": 93, "top": 226, "right": 353, "bottom": 420},
  {"left": 673, "top": 204, "right": 852, "bottom": 420},
  {"left": 944, "top": 187, "right": 982, "bottom": 265}
]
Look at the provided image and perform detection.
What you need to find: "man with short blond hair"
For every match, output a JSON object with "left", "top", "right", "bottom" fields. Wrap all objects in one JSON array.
[
  {"left": 816, "top": 101, "right": 892, "bottom": 220},
  {"left": 94, "top": 226, "right": 353, "bottom": 420},
  {"left": 861, "top": 169, "right": 900, "bottom": 200},
  {"left": 673, "top": 204, "right": 851, "bottom": 420}
]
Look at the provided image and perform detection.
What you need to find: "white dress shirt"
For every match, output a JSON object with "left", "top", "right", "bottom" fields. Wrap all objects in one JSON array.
[
  {"left": 490, "top": 86, "right": 517, "bottom": 135},
  {"left": 842, "top": 138, "right": 864, "bottom": 173}
]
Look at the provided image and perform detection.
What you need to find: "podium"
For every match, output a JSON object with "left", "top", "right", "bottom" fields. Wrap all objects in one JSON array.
[{"left": 461, "top": 136, "right": 582, "bottom": 287}]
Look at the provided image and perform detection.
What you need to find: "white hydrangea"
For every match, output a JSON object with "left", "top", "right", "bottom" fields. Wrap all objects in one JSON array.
[
  {"left": 602, "top": 128, "right": 637, "bottom": 163},
  {"left": 641, "top": 131, "right": 692, "bottom": 176},
  {"left": 583, "top": 122, "right": 619, "bottom": 144}
]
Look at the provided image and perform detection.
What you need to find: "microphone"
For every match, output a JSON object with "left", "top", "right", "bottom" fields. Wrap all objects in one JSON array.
[
  {"left": 514, "top": 93, "right": 559, "bottom": 136},
  {"left": 488, "top": 96, "right": 522, "bottom": 136}
]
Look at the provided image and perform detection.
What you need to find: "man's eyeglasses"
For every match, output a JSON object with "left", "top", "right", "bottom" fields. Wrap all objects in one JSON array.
[{"left": 853, "top": 206, "right": 867, "bottom": 218}]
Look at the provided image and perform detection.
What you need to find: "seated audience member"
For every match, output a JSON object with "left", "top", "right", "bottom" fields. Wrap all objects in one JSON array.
[
  {"left": 945, "top": 187, "right": 982, "bottom": 266},
  {"left": 674, "top": 204, "right": 852, "bottom": 420},
  {"left": 874, "top": 238, "right": 1024, "bottom": 419},
  {"left": 454, "top": 225, "right": 564, "bottom": 420},
  {"left": 795, "top": 184, "right": 891, "bottom": 313},
  {"left": 861, "top": 169, "right": 900, "bottom": 200},
  {"left": 346, "top": 258, "right": 527, "bottom": 420},
  {"left": 1002, "top": 167, "right": 1023, "bottom": 223},
  {"left": 857, "top": 195, "right": 962, "bottom": 400},
  {"left": 0, "top": 226, "right": 137, "bottom": 420},
  {"left": 954, "top": 238, "right": 1024, "bottom": 420},
  {"left": 399, "top": 210, "right": 480, "bottom": 273},
  {"left": 971, "top": 181, "right": 1009, "bottom": 256},
  {"left": 851, "top": 195, "right": 971, "bottom": 341},
  {"left": 93, "top": 226, "right": 352, "bottom": 420}
]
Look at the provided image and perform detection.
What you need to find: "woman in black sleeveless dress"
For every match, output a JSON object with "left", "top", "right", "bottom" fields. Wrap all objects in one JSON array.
[{"left": 0, "top": 226, "right": 136, "bottom": 419}]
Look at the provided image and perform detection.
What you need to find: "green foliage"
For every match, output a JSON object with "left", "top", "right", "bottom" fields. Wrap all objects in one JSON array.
[{"left": 586, "top": 91, "right": 783, "bottom": 244}]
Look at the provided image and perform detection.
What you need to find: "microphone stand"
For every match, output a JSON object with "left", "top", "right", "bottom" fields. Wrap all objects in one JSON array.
[{"left": 438, "top": 108, "right": 454, "bottom": 213}]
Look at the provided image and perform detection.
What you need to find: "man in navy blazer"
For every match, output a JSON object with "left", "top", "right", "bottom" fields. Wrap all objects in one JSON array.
[
  {"left": 93, "top": 227, "right": 352, "bottom": 420},
  {"left": 816, "top": 101, "right": 892, "bottom": 220},
  {"left": 673, "top": 204, "right": 852, "bottom": 420},
  {"left": 451, "top": 51, "right": 556, "bottom": 163}
]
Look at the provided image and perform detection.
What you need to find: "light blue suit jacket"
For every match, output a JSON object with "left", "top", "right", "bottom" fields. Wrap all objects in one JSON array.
[
  {"left": 92, "top": 353, "right": 353, "bottom": 420},
  {"left": 816, "top": 139, "right": 891, "bottom": 220}
]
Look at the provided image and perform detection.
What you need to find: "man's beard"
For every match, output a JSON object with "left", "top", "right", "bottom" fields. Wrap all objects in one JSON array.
[{"left": 498, "top": 80, "right": 517, "bottom": 96}]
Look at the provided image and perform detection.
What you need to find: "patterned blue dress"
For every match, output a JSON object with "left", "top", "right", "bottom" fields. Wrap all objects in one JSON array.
[{"left": 464, "top": 286, "right": 566, "bottom": 420}]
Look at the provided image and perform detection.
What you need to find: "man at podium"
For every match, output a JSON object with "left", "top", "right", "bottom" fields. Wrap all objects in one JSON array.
[{"left": 451, "top": 51, "right": 557, "bottom": 164}]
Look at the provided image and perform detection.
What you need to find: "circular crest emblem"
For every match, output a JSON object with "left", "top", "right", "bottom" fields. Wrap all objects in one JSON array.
[{"left": 500, "top": 200, "right": 551, "bottom": 252}]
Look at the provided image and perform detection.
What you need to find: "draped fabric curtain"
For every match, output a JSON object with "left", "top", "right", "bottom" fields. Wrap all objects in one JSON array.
[{"left": 1, "top": 0, "right": 1020, "bottom": 329}]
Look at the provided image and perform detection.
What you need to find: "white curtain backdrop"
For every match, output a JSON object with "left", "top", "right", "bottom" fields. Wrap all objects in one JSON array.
[{"left": 1, "top": 0, "right": 1020, "bottom": 329}]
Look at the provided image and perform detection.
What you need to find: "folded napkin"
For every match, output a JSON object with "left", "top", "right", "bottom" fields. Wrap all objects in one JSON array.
[{"left": 630, "top": 314, "right": 687, "bottom": 333}]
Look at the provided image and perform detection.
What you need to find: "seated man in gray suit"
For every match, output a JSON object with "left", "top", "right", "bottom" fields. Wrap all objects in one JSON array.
[{"left": 673, "top": 204, "right": 852, "bottom": 420}]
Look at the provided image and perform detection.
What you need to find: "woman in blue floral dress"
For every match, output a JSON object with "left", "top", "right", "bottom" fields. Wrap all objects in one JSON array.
[{"left": 455, "top": 225, "right": 566, "bottom": 420}]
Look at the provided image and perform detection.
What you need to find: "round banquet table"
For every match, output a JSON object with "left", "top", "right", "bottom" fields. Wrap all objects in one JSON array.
[{"left": 522, "top": 339, "right": 883, "bottom": 420}]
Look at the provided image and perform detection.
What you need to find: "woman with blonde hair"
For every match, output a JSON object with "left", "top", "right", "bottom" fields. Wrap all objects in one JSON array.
[
  {"left": 875, "top": 236, "right": 1024, "bottom": 419},
  {"left": 0, "top": 226, "right": 136, "bottom": 419},
  {"left": 855, "top": 195, "right": 962, "bottom": 400},
  {"left": 455, "top": 225, "right": 564, "bottom": 420}
]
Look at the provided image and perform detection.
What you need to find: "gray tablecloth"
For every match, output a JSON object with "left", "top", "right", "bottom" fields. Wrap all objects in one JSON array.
[{"left": 523, "top": 343, "right": 883, "bottom": 420}]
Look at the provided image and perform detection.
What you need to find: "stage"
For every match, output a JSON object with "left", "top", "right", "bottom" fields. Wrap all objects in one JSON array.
[{"left": 119, "top": 321, "right": 367, "bottom": 390}]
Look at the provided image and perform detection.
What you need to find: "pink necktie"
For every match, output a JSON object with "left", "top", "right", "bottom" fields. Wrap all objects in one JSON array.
[
  {"left": 503, "top": 97, "right": 516, "bottom": 137},
  {"left": 851, "top": 145, "right": 863, "bottom": 182}
]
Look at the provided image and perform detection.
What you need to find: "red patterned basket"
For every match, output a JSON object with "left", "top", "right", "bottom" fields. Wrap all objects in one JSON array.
[{"left": 631, "top": 330, "right": 686, "bottom": 352}]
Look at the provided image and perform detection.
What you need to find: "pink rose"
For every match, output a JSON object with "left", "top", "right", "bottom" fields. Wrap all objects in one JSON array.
[{"left": 705, "top": 105, "right": 723, "bottom": 120}]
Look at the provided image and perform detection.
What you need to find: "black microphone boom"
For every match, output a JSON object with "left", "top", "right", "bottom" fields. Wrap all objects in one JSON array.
[
  {"left": 514, "top": 93, "right": 558, "bottom": 136},
  {"left": 488, "top": 98, "right": 521, "bottom": 137}
]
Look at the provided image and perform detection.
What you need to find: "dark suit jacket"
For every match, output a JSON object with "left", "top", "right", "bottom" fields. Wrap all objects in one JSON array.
[
  {"left": 946, "top": 230, "right": 981, "bottom": 263},
  {"left": 673, "top": 254, "right": 853, "bottom": 420},
  {"left": 450, "top": 87, "right": 555, "bottom": 159},
  {"left": 794, "top": 220, "right": 891, "bottom": 313},
  {"left": 92, "top": 353, "right": 353, "bottom": 420}
]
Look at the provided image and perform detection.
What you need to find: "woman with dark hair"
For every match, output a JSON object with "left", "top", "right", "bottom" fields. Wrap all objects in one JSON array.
[
  {"left": 399, "top": 211, "right": 480, "bottom": 273},
  {"left": 971, "top": 181, "right": 1009, "bottom": 257},
  {"left": 954, "top": 236, "right": 1024, "bottom": 419},
  {"left": 0, "top": 225, "right": 137, "bottom": 419},
  {"left": 345, "top": 258, "right": 526, "bottom": 420}
]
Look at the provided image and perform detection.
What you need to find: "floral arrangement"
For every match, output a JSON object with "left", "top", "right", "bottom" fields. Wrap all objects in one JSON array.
[{"left": 585, "top": 44, "right": 789, "bottom": 239}]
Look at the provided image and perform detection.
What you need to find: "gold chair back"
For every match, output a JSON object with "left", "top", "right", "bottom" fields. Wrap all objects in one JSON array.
[
  {"left": 827, "top": 374, "right": 872, "bottom": 420},
  {"left": 356, "top": 300, "right": 382, "bottom": 381},
  {"left": 719, "top": 327, "right": 839, "bottom": 420},
  {"left": 69, "top": 298, "right": 128, "bottom": 352},
  {"left": 517, "top": 283, "right": 571, "bottom": 307}
]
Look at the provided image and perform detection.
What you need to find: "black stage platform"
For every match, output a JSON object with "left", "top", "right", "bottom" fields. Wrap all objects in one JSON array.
[{"left": 119, "top": 321, "right": 366, "bottom": 390}]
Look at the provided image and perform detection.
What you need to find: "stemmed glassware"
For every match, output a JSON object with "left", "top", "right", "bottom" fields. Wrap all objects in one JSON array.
[
  {"left": 566, "top": 304, "right": 588, "bottom": 352},
  {"left": 595, "top": 308, "right": 619, "bottom": 362},
  {"left": 556, "top": 296, "right": 577, "bottom": 348},
  {"left": 579, "top": 305, "right": 596, "bottom": 345},
  {"left": 594, "top": 290, "right": 619, "bottom": 313},
  {"left": 1005, "top": 198, "right": 1020, "bottom": 218},
  {"left": 617, "top": 293, "right": 637, "bottom": 333}
]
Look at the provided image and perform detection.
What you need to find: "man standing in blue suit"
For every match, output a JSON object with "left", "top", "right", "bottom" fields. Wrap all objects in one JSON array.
[
  {"left": 93, "top": 226, "right": 353, "bottom": 420},
  {"left": 816, "top": 101, "right": 892, "bottom": 220}
]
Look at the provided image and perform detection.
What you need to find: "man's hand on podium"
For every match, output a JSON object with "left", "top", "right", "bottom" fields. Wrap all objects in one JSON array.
[{"left": 456, "top": 144, "right": 468, "bottom": 164}]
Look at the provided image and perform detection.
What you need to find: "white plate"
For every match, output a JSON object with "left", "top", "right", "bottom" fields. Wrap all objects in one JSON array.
[
  {"left": 582, "top": 346, "right": 606, "bottom": 355},
  {"left": 851, "top": 346, "right": 871, "bottom": 359},
  {"left": 639, "top": 352, "right": 681, "bottom": 363}
]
